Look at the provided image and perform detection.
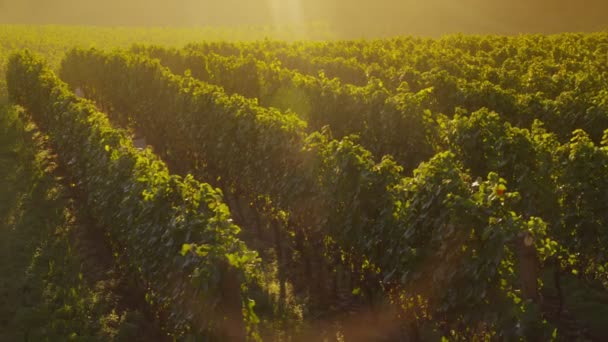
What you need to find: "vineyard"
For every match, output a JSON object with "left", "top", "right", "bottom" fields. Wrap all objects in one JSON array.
[{"left": 1, "top": 28, "right": 608, "bottom": 341}]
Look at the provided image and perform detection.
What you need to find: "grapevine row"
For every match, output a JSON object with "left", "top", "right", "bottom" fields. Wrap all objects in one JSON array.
[
  {"left": 132, "top": 45, "right": 435, "bottom": 172},
  {"left": 59, "top": 48, "right": 556, "bottom": 337},
  {"left": 182, "top": 37, "right": 608, "bottom": 142},
  {"left": 6, "top": 50, "right": 259, "bottom": 340}
]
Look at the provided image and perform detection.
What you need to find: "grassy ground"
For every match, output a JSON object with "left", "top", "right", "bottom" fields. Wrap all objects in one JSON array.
[{"left": 0, "top": 104, "right": 155, "bottom": 341}]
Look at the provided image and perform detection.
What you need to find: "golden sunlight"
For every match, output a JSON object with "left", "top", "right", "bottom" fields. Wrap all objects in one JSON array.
[
  {"left": 266, "top": 0, "right": 303, "bottom": 25},
  {"left": 0, "top": 0, "right": 607, "bottom": 36}
]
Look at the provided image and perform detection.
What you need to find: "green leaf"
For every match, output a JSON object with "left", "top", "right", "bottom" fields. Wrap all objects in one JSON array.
[{"left": 180, "top": 244, "right": 193, "bottom": 256}]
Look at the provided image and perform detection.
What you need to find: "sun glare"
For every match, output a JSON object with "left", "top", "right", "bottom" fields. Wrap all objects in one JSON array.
[{"left": 267, "top": 0, "right": 303, "bottom": 26}]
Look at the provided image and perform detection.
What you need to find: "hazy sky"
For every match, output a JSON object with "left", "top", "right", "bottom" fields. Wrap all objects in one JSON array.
[{"left": 1, "top": 0, "right": 607, "bottom": 37}]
